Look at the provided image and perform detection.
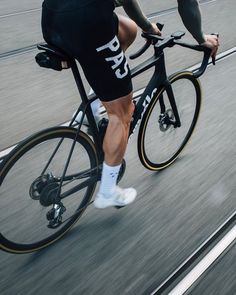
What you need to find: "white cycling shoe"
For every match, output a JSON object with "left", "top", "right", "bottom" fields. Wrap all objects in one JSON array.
[{"left": 94, "top": 186, "right": 137, "bottom": 209}]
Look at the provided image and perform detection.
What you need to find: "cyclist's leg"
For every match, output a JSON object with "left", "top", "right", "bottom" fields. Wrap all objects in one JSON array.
[
  {"left": 79, "top": 14, "right": 137, "bottom": 123},
  {"left": 95, "top": 92, "right": 137, "bottom": 208},
  {"left": 88, "top": 14, "right": 137, "bottom": 208},
  {"left": 117, "top": 14, "right": 137, "bottom": 51},
  {"left": 102, "top": 93, "right": 134, "bottom": 165},
  {"left": 41, "top": 1, "right": 137, "bottom": 207}
]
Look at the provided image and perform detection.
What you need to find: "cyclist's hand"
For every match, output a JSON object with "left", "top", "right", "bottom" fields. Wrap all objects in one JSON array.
[
  {"left": 144, "top": 23, "right": 162, "bottom": 36},
  {"left": 201, "top": 34, "right": 219, "bottom": 65}
]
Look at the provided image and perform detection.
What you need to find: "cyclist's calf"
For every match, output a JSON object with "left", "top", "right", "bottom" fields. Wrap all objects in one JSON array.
[
  {"left": 102, "top": 92, "right": 134, "bottom": 165},
  {"left": 103, "top": 92, "right": 134, "bottom": 126}
]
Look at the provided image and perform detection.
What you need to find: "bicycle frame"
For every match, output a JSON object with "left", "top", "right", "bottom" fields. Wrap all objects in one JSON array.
[
  {"left": 129, "top": 50, "right": 181, "bottom": 137},
  {"left": 49, "top": 44, "right": 181, "bottom": 195},
  {"left": 70, "top": 46, "right": 180, "bottom": 148},
  {"left": 36, "top": 33, "right": 211, "bottom": 202}
]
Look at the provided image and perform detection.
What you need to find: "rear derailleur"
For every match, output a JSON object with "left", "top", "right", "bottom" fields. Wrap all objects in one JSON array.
[
  {"left": 46, "top": 202, "right": 66, "bottom": 229},
  {"left": 29, "top": 173, "right": 66, "bottom": 228}
]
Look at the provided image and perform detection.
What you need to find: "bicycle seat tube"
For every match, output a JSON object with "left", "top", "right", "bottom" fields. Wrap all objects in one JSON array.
[{"left": 70, "top": 59, "right": 104, "bottom": 154}]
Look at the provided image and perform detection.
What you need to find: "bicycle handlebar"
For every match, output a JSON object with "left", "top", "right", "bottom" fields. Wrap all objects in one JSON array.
[
  {"left": 130, "top": 22, "right": 164, "bottom": 60},
  {"left": 129, "top": 23, "right": 218, "bottom": 78},
  {"left": 129, "top": 40, "right": 152, "bottom": 60},
  {"left": 173, "top": 41, "right": 212, "bottom": 78}
]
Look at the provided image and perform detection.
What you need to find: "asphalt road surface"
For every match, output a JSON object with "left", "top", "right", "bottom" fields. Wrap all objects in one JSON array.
[{"left": 0, "top": 0, "right": 236, "bottom": 294}]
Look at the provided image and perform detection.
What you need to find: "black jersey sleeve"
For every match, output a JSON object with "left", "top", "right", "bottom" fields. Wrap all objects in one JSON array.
[{"left": 177, "top": 0, "right": 205, "bottom": 44}]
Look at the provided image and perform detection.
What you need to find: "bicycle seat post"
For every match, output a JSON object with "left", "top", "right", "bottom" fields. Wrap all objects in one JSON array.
[{"left": 70, "top": 59, "right": 89, "bottom": 106}]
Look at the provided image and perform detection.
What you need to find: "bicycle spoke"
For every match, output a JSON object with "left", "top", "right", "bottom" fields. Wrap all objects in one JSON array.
[
  {"left": 138, "top": 73, "right": 201, "bottom": 170},
  {"left": 0, "top": 128, "right": 98, "bottom": 251}
]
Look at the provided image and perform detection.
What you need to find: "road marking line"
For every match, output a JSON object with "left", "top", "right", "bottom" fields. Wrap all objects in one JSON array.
[
  {"left": 168, "top": 225, "right": 236, "bottom": 295},
  {"left": 188, "top": 47, "right": 236, "bottom": 73},
  {"left": 1, "top": 47, "right": 235, "bottom": 160}
]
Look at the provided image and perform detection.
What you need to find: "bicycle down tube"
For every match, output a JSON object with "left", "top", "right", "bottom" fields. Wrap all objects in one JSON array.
[{"left": 129, "top": 51, "right": 180, "bottom": 137}]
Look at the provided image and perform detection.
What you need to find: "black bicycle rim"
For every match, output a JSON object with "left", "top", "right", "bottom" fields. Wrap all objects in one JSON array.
[
  {"left": 138, "top": 71, "right": 201, "bottom": 170},
  {"left": 0, "top": 127, "right": 98, "bottom": 253}
]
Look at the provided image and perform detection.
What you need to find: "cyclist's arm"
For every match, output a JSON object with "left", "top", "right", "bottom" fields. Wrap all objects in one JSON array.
[
  {"left": 177, "top": 0, "right": 219, "bottom": 60},
  {"left": 177, "top": 0, "right": 205, "bottom": 44},
  {"left": 114, "top": 0, "right": 158, "bottom": 33}
]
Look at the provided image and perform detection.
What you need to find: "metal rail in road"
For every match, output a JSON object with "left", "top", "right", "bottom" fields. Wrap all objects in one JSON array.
[
  {"left": 0, "top": 46, "right": 236, "bottom": 161},
  {"left": 0, "top": 0, "right": 218, "bottom": 60},
  {"left": 0, "top": 0, "right": 216, "bottom": 20},
  {"left": 148, "top": 210, "right": 236, "bottom": 294}
]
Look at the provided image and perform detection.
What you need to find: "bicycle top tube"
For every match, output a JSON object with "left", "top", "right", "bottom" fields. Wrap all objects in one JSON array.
[{"left": 36, "top": 22, "right": 216, "bottom": 95}]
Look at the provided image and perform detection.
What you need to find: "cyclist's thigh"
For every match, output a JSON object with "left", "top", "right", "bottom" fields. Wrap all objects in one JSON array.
[
  {"left": 76, "top": 7, "right": 133, "bottom": 102},
  {"left": 117, "top": 14, "right": 137, "bottom": 51},
  {"left": 41, "top": 0, "right": 133, "bottom": 102}
]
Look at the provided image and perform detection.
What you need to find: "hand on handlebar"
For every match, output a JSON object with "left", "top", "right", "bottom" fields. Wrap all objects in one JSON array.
[
  {"left": 144, "top": 23, "right": 162, "bottom": 36},
  {"left": 201, "top": 34, "right": 219, "bottom": 65}
]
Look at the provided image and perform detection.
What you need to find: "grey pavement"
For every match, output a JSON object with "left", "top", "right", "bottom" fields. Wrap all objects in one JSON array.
[
  {"left": 191, "top": 243, "right": 236, "bottom": 295},
  {"left": 1, "top": 1, "right": 236, "bottom": 295},
  {"left": 1, "top": 0, "right": 236, "bottom": 150}
]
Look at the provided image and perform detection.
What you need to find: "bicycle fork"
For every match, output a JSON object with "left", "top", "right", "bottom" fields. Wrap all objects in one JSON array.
[{"left": 159, "top": 80, "right": 181, "bottom": 128}]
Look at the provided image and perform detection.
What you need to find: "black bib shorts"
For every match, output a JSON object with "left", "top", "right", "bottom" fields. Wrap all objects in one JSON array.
[{"left": 41, "top": 0, "right": 133, "bottom": 101}]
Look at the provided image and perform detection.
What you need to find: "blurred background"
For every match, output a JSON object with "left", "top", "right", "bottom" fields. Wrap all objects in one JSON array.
[{"left": 0, "top": 0, "right": 236, "bottom": 294}]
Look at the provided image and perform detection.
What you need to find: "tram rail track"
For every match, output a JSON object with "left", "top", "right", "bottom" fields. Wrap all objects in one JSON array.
[
  {"left": 0, "top": 0, "right": 216, "bottom": 19},
  {"left": 148, "top": 210, "right": 236, "bottom": 294},
  {"left": 0, "top": 0, "right": 218, "bottom": 60},
  {"left": 0, "top": 7, "right": 40, "bottom": 19},
  {"left": 1, "top": 46, "right": 236, "bottom": 161},
  {"left": 0, "top": 1, "right": 235, "bottom": 294}
]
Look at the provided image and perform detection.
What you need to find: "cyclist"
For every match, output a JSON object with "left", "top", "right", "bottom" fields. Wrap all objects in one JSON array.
[
  {"left": 75, "top": 0, "right": 219, "bottom": 124},
  {"left": 41, "top": 0, "right": 219, "bottom": 209},
  {"left": 73, "top": 0, "right": 160, "bottom": 124}
]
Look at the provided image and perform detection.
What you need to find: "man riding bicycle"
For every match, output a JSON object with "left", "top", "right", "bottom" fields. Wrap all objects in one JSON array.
[{"left": 41, "top": 0, "right": 219, "bottom": 209}]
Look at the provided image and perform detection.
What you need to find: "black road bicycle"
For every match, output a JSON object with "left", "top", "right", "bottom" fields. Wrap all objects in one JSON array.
[{"left": 0, "top": 24, "right": 214, "bottom": 253}]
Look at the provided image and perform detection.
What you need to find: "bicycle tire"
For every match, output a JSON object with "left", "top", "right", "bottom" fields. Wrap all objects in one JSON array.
[
  {"left": 0, "top": 126, "right": 98, "bottom": 254},
  {"left": 138, "top": 71, "right": 201, "bottom": 170}
]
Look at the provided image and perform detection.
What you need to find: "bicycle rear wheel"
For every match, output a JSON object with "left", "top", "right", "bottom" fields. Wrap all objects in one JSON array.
[
  {"left": 138, "top": 71, "right": 201, "bottom": 170},
  {"left": 0, "top": 126, "right": 98, "bottom": 253}
]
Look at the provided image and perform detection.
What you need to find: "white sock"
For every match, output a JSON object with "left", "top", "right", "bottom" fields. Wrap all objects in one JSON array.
[
  {"left": 99, "top": 162, "right": 121, "bottom": 198},
  {"left": 89, "top": 87, "right": 101, "bottom": 115}
]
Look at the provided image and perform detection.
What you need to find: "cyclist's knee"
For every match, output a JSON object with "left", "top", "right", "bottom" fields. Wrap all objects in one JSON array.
[
  {"left": 103, "top": 93, "right": 134, "bottom": 126},
  {"left": 109, "top": 105, "right": 134, "bottom": 128},
  {"left": 118, "top": 14, "right": 137, "bottom": 51}
]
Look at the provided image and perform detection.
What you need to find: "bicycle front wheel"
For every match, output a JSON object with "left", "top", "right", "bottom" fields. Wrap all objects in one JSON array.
[
  {"left": 0, "top": 126, "right": 98, "bottom": 253},
  {"left": 138, "top": 71, "right": 201, "bottom": 170}
]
